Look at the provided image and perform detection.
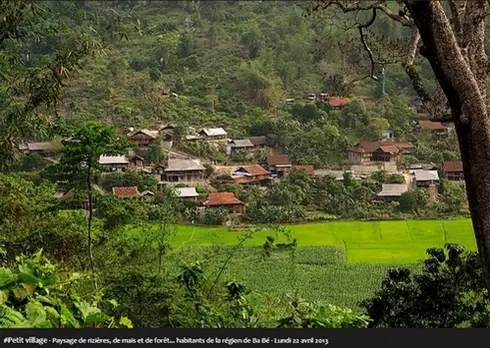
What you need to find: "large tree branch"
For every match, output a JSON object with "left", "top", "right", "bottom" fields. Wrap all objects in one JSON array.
[
  {"left": 358, "top": 8, "right": 380, "bottom": 81},
  {"left": 316, "top": 0, "right": 413, "bottom": 27},
  {"left": 461, "top": 0, "right": 488, "bottom": 97},
  {"left": 405, "top": 0, "right": 487, "bottom": 125}
]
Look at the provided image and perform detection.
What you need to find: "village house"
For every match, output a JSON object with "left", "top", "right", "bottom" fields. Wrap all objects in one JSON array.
[
  {"left": 54, "top": 185, "right": 105, "bottom": 210},
  {"left": 347, "top": 140, "right": 413, "bottom": 164},
  {"left": 199, "top": 127, "right": 228, "bottom": 142},
  {"left": 203, "top": 192, "right": 244, "bottom": 214},
  {"left": 159, "top": 123, "right": 175, "bottom": 134},
  {"left": 248, "top": 136, "right": 269, "bottom": 149},
  {"left": 23, "top": 142, "right": 56, "bottom": 157},
  {"left": 227, "top": 139, "right": 255, "bottom": 155},
  {"left": 443, "top": 161, "right": 464, "bottom": 181},
  {"left": 414, "top": 170, "right": 440, "bottom": 188},
  {"left": 98, "top": 155, "right": 129, "bottom": 172},
  {"left": 112, "top": 186, "right": 140, "bottom": 198},
  {"left": 174, "top": 187, "right": 200, "bottom": 201},
  {"left": 127, "top": 129, "right": 159, "bottom": 147},
  {"left": 160, "top": 158, "right": 206, "bottom": 184},
  {"left": 232, "top": 164, "right": 272, "bottom": 186},
  {"left": 326, "top": 96, "right": 349, "bottom": 109},
  {"left": 417, "top": 120, "right": 449, "bottom": 135},
  {"left": 266, "top": 155, "right": 292, "bottom": 177},
  {"left": 128, "top": 153, "right": 145, "bottom": 168},
  {"left": 376, "top": 184, "right": 409, "bottom": 202}
]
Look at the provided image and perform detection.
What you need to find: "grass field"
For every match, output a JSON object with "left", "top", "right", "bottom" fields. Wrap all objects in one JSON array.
[{"left": 133, "top": 219, "right": 477, "bottom": 309}]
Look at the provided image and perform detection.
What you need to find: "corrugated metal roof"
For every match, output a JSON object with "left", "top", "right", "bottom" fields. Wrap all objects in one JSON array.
[
  {"left": 377, "top": 184, "right": 408, "bottom": 197},
  {"left": 98, "top": 155, "right": 129, "bottom": 165},
  {"left": 200, "top": 127, "right": 227, "bottom": 137},
  {"left": 231, "top": 139, "right": 254, "bottom": 148},
  {"left": 175, "top": 187, "right": 199, "bottom": 198},
  {"left": 414, "top": 170, "right": 440, "bottom": 181},
  {"left": 165, "top": 158, "right": 205, "bottom": 171}
]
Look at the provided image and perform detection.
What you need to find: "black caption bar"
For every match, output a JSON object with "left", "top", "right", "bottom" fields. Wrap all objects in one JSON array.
[{"left": 0, "top": 329, "right": 489, "bottom": 348}]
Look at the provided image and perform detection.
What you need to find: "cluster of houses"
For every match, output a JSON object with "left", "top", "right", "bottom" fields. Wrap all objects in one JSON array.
[
  {"left": 17, "top": 111, "right": 464, "bottom": 218},
  {"left": 374, "top": 161, "right": 464, "bottom": 202}
]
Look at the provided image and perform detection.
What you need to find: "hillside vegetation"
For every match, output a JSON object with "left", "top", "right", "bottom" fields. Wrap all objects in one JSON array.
[{"left": 48, "top": 1, "right": 424, "bottom": 129}]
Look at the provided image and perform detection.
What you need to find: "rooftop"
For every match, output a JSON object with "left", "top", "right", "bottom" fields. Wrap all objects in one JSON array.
[
  {"left": 27, "top": 142, "right": 54, "bottom": 151},
  {"left": 200, "top": 127, "right": 227, "bottom": 137},
  {"left": 377, "top": 184, "right": 408, "bottom": 197},
  {"left": 443, "top": 161, "right": 464, "bottom": 173},
  {"left": 327, "top": 96, "right": 349, "bottom": 108},
  {"left": 165, "top": 158, "right": 205, "bottom": 172},
  {"left": 231, "top": 139, "right": 254, "bottom": 148},
  {"left": 347, "top": 140, "right": 414, "bottom": 154},
  {"left": 414, "top": 170, "right": 440, "bottom": 182},
  {"left": 204, "top": 192, "right": 243, "bottom": 206},
  {"left": 175, "top": 187, "right": 199, "bottom": 198},
  {"left": 235, "top": 164, "right": 269, "bottom": 177},
  {"left": 248, "top": 136, "right": 268, "bottom": 146},
  {"left": 98, "top": 155, "right": 129, "bottom": 165},
  {"left": 128, "top": 129, "right": 159, "bottom": 139},
  {"left": 112, "top": 186, "right": 140, "bottom": 198},
  {"left": 267, "top": 154, "right": 291, "bottom": 166},
  {"left": 418, "top": 120, "right": 448, "bottom": 131}
]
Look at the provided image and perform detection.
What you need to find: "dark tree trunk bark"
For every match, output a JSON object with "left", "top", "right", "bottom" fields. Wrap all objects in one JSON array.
[
  {"left": 405, "top": 0, "right": 490, "bottom": 289},
  {"left": 455, "top": 115, "right": 490, "bottom": 289}
]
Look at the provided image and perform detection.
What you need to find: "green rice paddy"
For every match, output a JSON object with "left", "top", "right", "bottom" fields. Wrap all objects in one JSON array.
[{"left": 134, "top": 219, "right": 477, "bottom": 308}]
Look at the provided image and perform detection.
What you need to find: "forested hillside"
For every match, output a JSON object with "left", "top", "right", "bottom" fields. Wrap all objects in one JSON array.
[{"left": 46, "top": 1, "right": 426, "bottom": 132}]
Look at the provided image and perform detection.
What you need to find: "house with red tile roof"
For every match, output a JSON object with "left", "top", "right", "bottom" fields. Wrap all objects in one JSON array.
[
  {"left": 347, "top": 140, "right": 414, "bottom": 164},
  {"left": 232, "top": 164, "right": 272, "bottom": 186},
  {"left": 112, "top": 186, "right": 140, "bottom": 198},
  {"left": 203, "top": 192, "right": 244, "bottom": 214},
  {"left": 266, "top": 155, "right": 292, "bottom": 177},
  {"left": 417, "top": 120, "right": 449, "bottom": 134},
  {"left": 327, "top": 96, "right": 349, "bottom": 109},
  {"left": 443, "top": 161, "right": 464, "bottom": 181}
]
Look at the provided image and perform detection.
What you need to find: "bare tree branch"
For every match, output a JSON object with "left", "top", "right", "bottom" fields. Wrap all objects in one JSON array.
[
  {"left": 315, "top": 0, "right": 413, "bottom": 26},
  {"left": 358, "top": 8, "right": 380, "bottom": 81}
]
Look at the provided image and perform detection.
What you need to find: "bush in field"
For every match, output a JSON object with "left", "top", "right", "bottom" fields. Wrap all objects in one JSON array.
[{"left": 201, "top": 208, "right": 228, "bottom": 225}]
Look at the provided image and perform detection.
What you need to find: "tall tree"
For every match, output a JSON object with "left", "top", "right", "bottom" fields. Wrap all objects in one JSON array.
[
  {"left": 0, "top": 0, "right": 133, "bottom": 170},
  {"left": 315, "top": 0, "right": 490, "bottom": 290},
  {"left": 56, "top": 122, "right": 128, "bottom": 287}
]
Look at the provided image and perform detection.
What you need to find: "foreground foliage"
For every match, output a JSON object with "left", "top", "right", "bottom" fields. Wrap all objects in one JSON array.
[
  {"left": 362, "top": 244, "right": 490, "bottom": 328},
  {"left": 0, "top": 250, "right": 131, "bottom": 328}
]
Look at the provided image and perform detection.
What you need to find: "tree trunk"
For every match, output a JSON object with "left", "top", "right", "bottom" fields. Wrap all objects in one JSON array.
[
  {"left": 454, "top": 116, "right": 490, "bottom": 289},
  {"left": 87, "top": 167, "right": 97, "bottom": 289},
  {"left": 405, "top": 0, "right": 490, "bottom": 289}
]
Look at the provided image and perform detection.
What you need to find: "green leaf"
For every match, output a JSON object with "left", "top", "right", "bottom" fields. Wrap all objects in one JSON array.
[
  {"left": 45, "top": 306, "right": 60, "bottom": 324},
  {"left": 0, "top": 291, "right": 8, "bottom": 305},
  {"left": 0, "top": 268, "right": 17, "bottom": 289},
  {"left": 18, "top": 272, "right": 41, "bottom": 286},
  {"left": 74, "top": 300, "right": 101, "bottom": 323},
  {"left": 119, "top": 316, "right": 133, "bottom": 328},
  {"left": 36, "top": 295, "right": 56, "bottom": 306},
  {"left": 25, "top": 301, "right": 47, "bottom": 326},
  {"left": 60, "top": 305, "right": 80, "bottom": 328}
]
